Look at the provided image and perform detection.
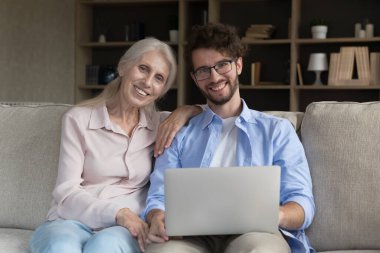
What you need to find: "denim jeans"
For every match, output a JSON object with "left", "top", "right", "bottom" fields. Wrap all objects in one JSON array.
[{"left": 29, "top": 220, "right": 140, "bottom": 253}]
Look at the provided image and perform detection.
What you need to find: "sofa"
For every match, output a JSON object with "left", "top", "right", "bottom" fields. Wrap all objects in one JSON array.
[{"left": 0, "top": 101, "right": 379, "bottom": 253}]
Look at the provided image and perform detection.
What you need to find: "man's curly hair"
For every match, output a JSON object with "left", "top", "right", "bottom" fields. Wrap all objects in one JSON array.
[{"left": 186, "top": 22, "right": 247, "bottom": 68}]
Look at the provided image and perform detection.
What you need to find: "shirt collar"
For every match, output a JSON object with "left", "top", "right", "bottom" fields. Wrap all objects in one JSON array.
[
  {"left": 200, "top": 99, "right": 257, "bottom": 129},
  {"left": 88, "top": 104, "right": 154, "bottom": 131},
  {"left": 139, "top": 108, "right": 154, "bottom": 131},
  {"left": 88, "top": 105, "right": 108, "bottom": 130}
]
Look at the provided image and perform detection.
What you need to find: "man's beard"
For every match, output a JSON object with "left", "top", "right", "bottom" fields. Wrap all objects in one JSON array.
[{"left": 198, "top": 77, "right": 239, "bottom": 106}]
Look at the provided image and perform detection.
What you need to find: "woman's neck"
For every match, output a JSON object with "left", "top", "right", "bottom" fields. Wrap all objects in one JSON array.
[{"left": 106, "top": 97, "right": 140, "bottom": 137}]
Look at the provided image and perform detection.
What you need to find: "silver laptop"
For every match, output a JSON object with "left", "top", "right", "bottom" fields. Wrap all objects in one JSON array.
[{"left": 164, "top": 166, "right": 281, "bottom": 236}]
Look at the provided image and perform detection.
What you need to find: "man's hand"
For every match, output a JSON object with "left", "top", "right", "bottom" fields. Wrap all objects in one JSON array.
[
  {"left": 154, "top": 105, "right": 203, "bottom": 157},
  {"left": 116, "top": 208, "right": 149, "bottom": 252},
  {"left": 146, "top": 209, "right": 169, "bottom": 244}
]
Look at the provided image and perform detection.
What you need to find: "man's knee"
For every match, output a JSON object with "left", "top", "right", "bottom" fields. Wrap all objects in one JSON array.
[
  {"left": 225, "top": 232, "right": 290, "bottom": 253},
  {"left": 146, "top": 240, "right": 208, "bottom": 253}
]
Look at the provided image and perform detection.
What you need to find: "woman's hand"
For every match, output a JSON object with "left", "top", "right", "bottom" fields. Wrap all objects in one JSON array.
[
  {"left": 154, "top": 105, "right": 203, "bottom": 157},
  {"left": 116, "top": 208, "right": 149, "bottom": 252}
]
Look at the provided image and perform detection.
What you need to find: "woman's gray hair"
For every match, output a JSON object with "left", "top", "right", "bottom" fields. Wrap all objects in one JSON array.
[{"left": 77, "top": 37, "right": 177, "bottom": 113}]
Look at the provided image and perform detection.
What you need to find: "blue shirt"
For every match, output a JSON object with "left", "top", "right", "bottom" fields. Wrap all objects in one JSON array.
[{"left": 143, "top": 100, "right": 315, "bottom": 252}]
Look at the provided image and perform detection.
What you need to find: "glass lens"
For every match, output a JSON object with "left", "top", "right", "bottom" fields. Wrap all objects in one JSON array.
[
  {"left": 194, "top": 60, "right": 234, "bottom": 81},
  {"left": 195, "top": 67, "right": 210, "bottom": 80},
  {"left": 215, "top": 61, "right": 232, "bottom": 74}
]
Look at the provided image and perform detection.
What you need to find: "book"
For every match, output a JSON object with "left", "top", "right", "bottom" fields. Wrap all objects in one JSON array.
[
  {"left": 370, "top": 52, "right": 380, "bottom": 85},
  {"left": 359, "top": 47, "right": 370, "bottom": 84},
  {"left": 337, "top": 47, "right": 355, "bottom": 81},
  {"left": 251, "top": 62, "right": 261, "bottom": 85},
  {"left": 85, "top": 65, "right": 100, "bottom": 85},
  {"left": 297, "top": 63, "right": 304, "bottom": 85},
  {"left": 244, "top": 24, "right": 276, "bottom": 40},
  {"left": 328, "top": 53, "right": 340, "bottom": 85}
]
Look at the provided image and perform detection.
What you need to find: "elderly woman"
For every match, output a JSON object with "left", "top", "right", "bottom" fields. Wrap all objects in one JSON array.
[{"left": 29, "top": 38, "right": 201, "bottom": 253}]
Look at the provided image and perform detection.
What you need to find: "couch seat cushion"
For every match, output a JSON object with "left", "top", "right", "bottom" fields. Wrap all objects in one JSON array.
[
  {"left": 319, "top": 251, "right": 380, "bottom": 253},
  {"left": 0, "top": 228, "right": 33, "bottom": 253}
]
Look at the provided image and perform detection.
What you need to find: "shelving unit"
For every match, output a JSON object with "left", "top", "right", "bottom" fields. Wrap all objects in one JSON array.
[
  {"left": 75, "top": 0, "right": 211, "bottom": 111},
  {"left": 75, "top": 0, "right": 380, "bottom": 112},
  {"left": 295, "top": 0, "right": 380, "bottom": 110}
]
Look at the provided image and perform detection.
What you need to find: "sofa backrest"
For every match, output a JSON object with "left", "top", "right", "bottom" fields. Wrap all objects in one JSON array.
[
  {"left": 0, "top": 104, "right": 71, "bottom": 230},
  {"left": 264, "top": 111, "right": 304, "bottom": 132},
  {"left": 302, "top": 101, "right": 380, "bottom": 251},
  {"left": 0, "top": 105, "right": 303, "bottom": 232}
]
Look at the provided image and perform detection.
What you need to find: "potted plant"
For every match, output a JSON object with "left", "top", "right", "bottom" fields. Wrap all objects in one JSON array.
[{"left": 310, "top": 18, "right": 328, "bottom": 39}]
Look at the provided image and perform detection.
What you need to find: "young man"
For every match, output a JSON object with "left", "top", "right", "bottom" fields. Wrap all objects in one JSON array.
[{"left": 143, "top": 23, "right": 315, "bottom": 253}]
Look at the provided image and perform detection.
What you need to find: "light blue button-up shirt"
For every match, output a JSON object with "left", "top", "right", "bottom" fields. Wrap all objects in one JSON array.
[{"left": 143, "top": 100, "right": 315, "bottom": 252}]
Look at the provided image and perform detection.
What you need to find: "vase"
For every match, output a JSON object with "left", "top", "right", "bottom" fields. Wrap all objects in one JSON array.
[
  {"left": 311, "top": 25, "right": 328, "bottom": 39},
  {"left": 169, "top": 30, "right": 178, "bottom": 43}
]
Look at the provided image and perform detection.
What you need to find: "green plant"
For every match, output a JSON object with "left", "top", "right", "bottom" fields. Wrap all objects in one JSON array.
[{"left": 310, "top": 18, "right": 328, "bottom": 27}]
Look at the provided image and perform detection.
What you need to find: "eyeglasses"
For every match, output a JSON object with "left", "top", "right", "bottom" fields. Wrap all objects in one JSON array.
[{"left": 192, "top": 59, "right": 236, "bottom": 81}]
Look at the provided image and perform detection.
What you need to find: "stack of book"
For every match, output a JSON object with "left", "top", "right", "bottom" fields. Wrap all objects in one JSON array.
[
  {"left": 86, "top": 65, "right": 100, "bottom": 85},
  {"left": 328, "top": 46, "right": 374, "bottom": 86},
  {"left": 243, "top": 24, "right": 276, "bottom": 40}
]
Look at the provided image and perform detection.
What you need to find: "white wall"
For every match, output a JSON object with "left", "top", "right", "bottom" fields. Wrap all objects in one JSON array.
[{"left": 0, "top": 0, "right": 75, "bottom": 104}]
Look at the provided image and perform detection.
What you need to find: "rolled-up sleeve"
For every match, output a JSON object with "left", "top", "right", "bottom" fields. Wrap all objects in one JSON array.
[{"left": 273, "top": 120, "right": 315, "bottom": 229}]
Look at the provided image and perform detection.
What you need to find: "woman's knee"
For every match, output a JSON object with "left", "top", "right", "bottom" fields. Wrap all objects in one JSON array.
[
  {"left": 30, "top": 230, "right": 84, "bottom": 253},
  {"left": 84, "top": 226, "right": 140, "bottom": 253},
  {"left": 29, "top": 220, "right": 91, "bottom": 253}
]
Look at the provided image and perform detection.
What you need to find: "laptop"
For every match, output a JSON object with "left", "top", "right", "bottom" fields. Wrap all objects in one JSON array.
[{"left": 164, "top": 166, "right": 281, "bottom": 236}]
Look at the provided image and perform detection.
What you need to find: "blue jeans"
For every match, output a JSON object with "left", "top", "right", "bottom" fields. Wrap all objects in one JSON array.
[{"left": 29, "top": 220, "right": 141, "bottom": 253}]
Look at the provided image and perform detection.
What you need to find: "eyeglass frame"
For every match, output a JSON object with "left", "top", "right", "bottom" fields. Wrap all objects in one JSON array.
[{"left": 191, "top": 58, "right": 237, "bottom": 81}]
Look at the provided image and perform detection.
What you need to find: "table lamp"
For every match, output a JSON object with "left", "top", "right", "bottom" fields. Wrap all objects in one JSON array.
[{"left": 307, "top": 53, "right": 328, "bottom": 85}]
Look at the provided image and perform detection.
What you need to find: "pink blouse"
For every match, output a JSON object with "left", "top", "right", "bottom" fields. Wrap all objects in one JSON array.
[{"left": 47, "top": 105, "right": 169, "bottom": 230}]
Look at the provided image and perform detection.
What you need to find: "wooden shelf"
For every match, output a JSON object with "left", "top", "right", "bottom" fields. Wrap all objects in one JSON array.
[
  {"left": 217, "top": 0, "right": 380, "bottom": 111},
  {"left": 79, "top": 84, "right": 178, "bottom": 90},
  {"left": 242, "top": 38, "right": 291, "bottom": 45},
  {"left": 75, "top": 0, "right": 380, "bottom": 112},
  {"left": 80, "top": 41, "right": 178, "bottom": 47},
  {"left": 296, "top": 85, "right": 380, "bottom": 90},
  {"left": 296, "top": 37, "right": 380, "bottom": 44},
  {"left": 75, "top": 0, "right": 188, "bottom": 110},
  {"left": 79, "top": 0, "right": 179, "bottom": 6},
  {"left": 79, "top": 85, "right": 106, "bottom": 90},
  {"left": 240, "top": 84, "right": 291, "bottom": 90}
]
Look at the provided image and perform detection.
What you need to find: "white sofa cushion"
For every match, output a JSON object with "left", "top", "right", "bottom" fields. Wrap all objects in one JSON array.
[
  {"left": 0, "top": 228, "right": 33, "bottom": 253},
  {"left": 0, "top": 104, "right": 71, "bottom": 230},
  {"left": 302, "top": 102, "right": 380, "bottom": 251}
]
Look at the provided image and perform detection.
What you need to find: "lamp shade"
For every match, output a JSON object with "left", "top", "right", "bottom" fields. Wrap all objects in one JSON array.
[{"left": 307, "top": 53, "right": 328, "bottom": 71}]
